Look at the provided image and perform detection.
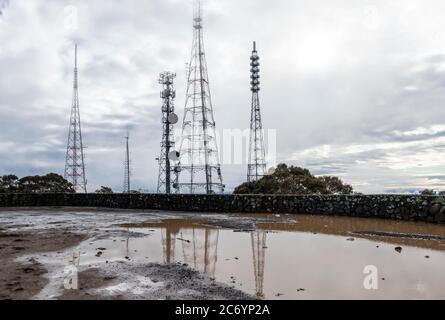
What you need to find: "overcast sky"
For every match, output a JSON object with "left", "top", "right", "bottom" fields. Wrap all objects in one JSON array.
[{"left": 2, "top": 0, "right": 445, "bottom": 193}]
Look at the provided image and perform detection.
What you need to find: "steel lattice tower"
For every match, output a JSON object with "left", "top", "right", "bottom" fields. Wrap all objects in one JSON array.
[
  {"left": 123, "top": 134, "right": 131, "bottom": 193},
  {"left": 64, "top": 44, "right": 87, "bottom": 193},
  {"left": 157, "top": 72, "right": 177, "bottom": 194},
  {"left": 177, "top": 0, "right": 224, "bottom": 194},
  {"left": 247, "top": 42, "right": 267, "bottom": 182}
]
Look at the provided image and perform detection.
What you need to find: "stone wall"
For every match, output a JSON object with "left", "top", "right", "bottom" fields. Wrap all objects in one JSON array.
[{"left": 0, "top": 193, "right": 445, "bottom": 224}]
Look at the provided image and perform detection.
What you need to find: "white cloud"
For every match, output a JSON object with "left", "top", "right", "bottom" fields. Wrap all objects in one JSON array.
[{"left": 2, "top": 0, "right": 445, "bottom": 193}]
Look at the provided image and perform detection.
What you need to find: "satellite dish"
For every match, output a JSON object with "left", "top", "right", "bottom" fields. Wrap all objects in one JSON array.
[
  {"left": 173, "top": 183, "right": 179, "bottom": 189},
  {"left": 168, "top": 113, "right": 179, "bottom": 124},
  {"left": 174, "top": 166, "right": 182, "bottom": 173},
  {"left": 168, "top": 150, "right": 180, "bottom": 161}
]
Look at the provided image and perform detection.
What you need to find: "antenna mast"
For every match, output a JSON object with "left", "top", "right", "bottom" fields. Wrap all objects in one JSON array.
[
  {"left": 247, "top": 41, "right": 267, "bottom": 182},
  {"left": 157, "top": 72, "right": 179, "bottom": 194},
  {"left": 64, "top": 44, "right": 87, "bottom": 193},
  {"left": 177, "top": 0, "right": 224, "bottom": 194},
  {"left": 123, "top": 134, "right": 131, "bottom": 193}
]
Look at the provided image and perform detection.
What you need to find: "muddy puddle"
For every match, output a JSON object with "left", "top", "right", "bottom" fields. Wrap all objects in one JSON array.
[
  {"left": 2, "top": 209, "right": 445, "bottom": 300},
  {"left": 68, "top": 215, "right": 445, "bottom": 299}
]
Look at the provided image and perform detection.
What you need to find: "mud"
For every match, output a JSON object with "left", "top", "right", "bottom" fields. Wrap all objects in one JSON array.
[
  {"left": 0, "top": 227, "right": 86, "bottom": 300},
  {"left": 60, "top": 262, "right": 254, "bottom": 300},
  {"left": 0, "top": 210, "right": 257, "bottom": 300},
  {"left": 350, "top": 231, "right": 445, "bottom": 241},
  {"left": 1, "top": 208, "right": 445, "bottom": 300}
]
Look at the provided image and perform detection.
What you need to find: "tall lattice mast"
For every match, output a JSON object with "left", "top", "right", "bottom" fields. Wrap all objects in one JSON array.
[
  {"left": 157, "top": 72, "right": 178, "bottom": 194},
  {"left": 64, "top": 44, "right": 87, "bottom": 193},
  {"left": 177, "top": 0, "right": 224, "bottom": 194},
  {"left": 123, "top": 134, "right": 131, "bottom": 193},
  {"left": 247, "top": 41, "right": 267, "bottom": 182}
]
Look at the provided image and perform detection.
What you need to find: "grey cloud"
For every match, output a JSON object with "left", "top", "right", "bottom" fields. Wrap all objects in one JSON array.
[{"left": 2, "top": 0, "right": 445, "bottom": 193}]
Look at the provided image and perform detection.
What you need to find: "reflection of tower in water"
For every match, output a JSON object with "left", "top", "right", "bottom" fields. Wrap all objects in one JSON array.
[
  {"left": 161, "top": 221, "right": 219, "bottom": 275},
  {"left": 251, "top": 231, "right": 267, "bottom": 298},
  {"left": 181, "top": 229, "right": 219, "bottom": 275},
  {"left": 126, "top": 228, "right": 130, "bottom": 257},
  {"left": 161, "top": 225, "right": 179, "bottom": 264}
]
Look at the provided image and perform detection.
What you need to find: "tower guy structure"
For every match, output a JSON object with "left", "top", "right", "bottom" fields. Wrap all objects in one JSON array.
[
  {"left": 177, "top": 0, "right": 224, "bottom": 194},
  {"left": 157, "top": 72, "right": 179, "bottom": 194},
  {"left": 123, "top": 134, "right": 131, "bottom": 193},
  {"left": 247, "top": 41, "right": 267, "bottom": 182},
  {"left": 64, "top": 44, "right": 87, "bottom": 193}
]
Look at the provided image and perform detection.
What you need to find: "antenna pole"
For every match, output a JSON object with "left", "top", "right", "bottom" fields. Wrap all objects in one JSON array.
[
  {"left": 64, "top": 44, "right": 87, "bottom": 193},
  {"left": 247, "top": 41, "right": 267, "bottom": 182},
  {"left": 177, "top": 0, "right": 225, "bottom": 194},
  {"left": 123, "top": 134, "right": 131, "bottom": 193},
  {"left": 157, "top": 72, "right": 177, "bottom": 194}
]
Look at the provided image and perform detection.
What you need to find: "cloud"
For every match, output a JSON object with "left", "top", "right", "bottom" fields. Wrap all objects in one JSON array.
[{"left": 2, "top": 0, "right": 445, "bottom": 193}]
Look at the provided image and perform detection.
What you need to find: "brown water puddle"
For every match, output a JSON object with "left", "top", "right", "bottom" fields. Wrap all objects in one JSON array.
[
  {"left": 254, "top": 214, "right": 445, "bottom": 251},
  {"left": 105, "top": 214, "right": 445, "bottom": 299},
  {"left": 120, "top": 214, "right": 445, "bottom": 251}
]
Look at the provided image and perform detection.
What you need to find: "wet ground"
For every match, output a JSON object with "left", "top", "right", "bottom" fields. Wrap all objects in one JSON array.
[{"left": 1, "top": 207, "right": 445, "bottom": 300}]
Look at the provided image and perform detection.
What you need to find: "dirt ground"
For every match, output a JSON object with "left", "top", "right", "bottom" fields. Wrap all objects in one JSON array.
[
  {"left": 0, "top": 218, "right": 254, "bottom": 300},
  {"left": 0, "top": 226, "right": 86, "bottom": 299},
  {"left": 58, "top": 263, "right": 255, "bottom": 300},
  {"left": 1, "top": 208, "right": 445, "bottom": 300}
]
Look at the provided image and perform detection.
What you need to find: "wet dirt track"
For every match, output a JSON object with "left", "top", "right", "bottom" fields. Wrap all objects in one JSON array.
[{"left": 1, "top": 207, "right": 445, "bottom": 300}]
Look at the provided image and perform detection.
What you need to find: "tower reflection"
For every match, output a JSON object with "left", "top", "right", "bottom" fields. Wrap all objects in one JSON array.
[
  {"left": 123, "top": 219, "right": 268, "bottom": 298},
  {"left": 159, "top": 220, "right": 219, "bottom": 275},
  {"left": 251, "top": 231, "right": 267, "bottom": 298}
]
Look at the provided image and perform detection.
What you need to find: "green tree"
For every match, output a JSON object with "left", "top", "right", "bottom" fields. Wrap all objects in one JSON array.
[
  {"left": 319, "top": 176, "right": 354, "bottom": 195},
  {"left": 234, "top": 164, "right": 354, "bottom": 195},
  {"left": 95, "top": 186, "right": 113, "bottom": 194},
  {"left": 420, "top": 189, "right": 436, "bottom": 196},
  {"left": 0, "top": 174, "right": 19, "bottom": 193},
  {"left": 17, "top": 173, "right": 75, "bottom": 193}
]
